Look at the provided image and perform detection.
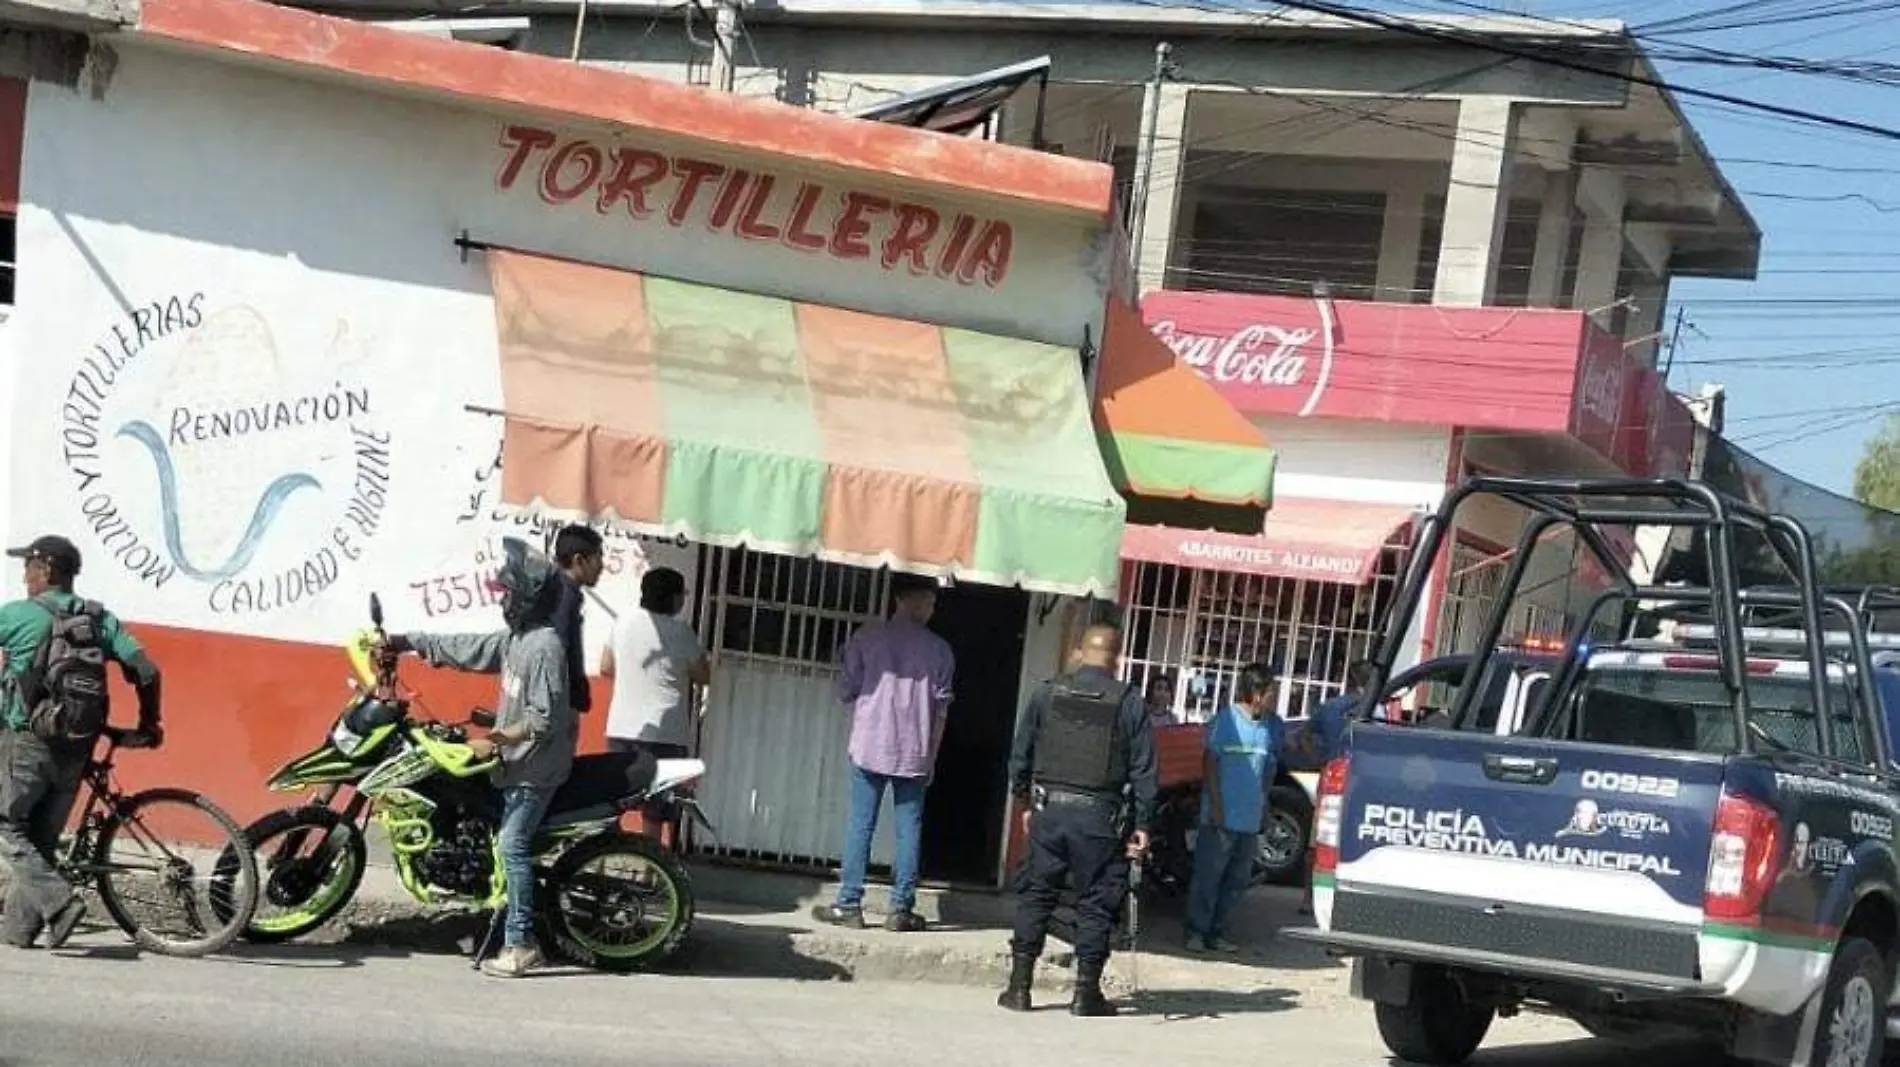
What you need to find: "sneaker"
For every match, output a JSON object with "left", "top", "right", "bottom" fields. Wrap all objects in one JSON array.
[
  {"left": 884, "top": 910, "right": 926, "bottom": 933},
  {"left": 1207, "top": 935, "right": 1242, "bottom": 954},
  {"left": 43, "top": 899, "right": 86, "bottom": 951},
  {"left": 1183, "top": 933, "right": 1208, "bottom": 953},
  {"left": 480, "top": 944, "right": 543, "bottom": 978},
  {"left": 810, "top": 904, "right": 866, "bottom": 929}
]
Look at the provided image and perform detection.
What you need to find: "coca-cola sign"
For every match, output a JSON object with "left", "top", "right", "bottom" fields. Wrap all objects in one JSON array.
[
  {"left": 1149, "top": 306, "right": 1335, "bottom": 417},
  {"left": 1576, "top": 348, "right": 1624, "bottom": 433},
  {"left": 1137, "top": 290, "right": 1673, "bottom": 451}
]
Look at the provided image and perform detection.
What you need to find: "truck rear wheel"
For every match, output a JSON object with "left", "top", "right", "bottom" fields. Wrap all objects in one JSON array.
[
  {"left": 1815, "top": 937, "right": 1886, "bottom": 1067},
  {"left": 1373, "top": 966, "right": 1494, "bottom": 1066}
]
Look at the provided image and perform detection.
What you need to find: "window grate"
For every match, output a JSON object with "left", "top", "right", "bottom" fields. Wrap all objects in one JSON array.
[{"left": 1116, "top": 535, "right": 1410, "bottom": 722}]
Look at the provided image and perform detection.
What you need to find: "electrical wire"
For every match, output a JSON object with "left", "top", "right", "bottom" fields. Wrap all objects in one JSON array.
[{"left": 1122, "top": 0, "right": 1900, "bottom": 142}]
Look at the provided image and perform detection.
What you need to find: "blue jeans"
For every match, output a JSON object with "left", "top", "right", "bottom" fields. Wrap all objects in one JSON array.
[
  {"left": 1185, "top": 826, "right": 1258, "bottom": 941},
  {"left": 835, "top": 764, "right": 926, "bottom": 913},
  {"left": 498, "top": 785, "right": 554, "bottom": 948}
]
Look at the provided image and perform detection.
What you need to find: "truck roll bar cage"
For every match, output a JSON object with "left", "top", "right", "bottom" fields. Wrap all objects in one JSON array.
[
  {"left": 1651, "top": 584, "right": 1900, "bottom": 636},
  {"left": 1529, "top": 586, "right": 1883, "bottom": 765},
  {"left": 1364, "top": 477, "right": 1833, "bottom": 762}
]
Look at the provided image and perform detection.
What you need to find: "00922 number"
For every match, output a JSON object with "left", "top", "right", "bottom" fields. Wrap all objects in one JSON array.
[{"left": 1579, "top": 769, "right": 1681, "bottom": 799}]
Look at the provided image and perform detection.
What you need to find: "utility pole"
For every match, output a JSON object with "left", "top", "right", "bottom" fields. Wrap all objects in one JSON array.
[
  {"left": 1128, "top": 41, "right": 1174, "bottom": 278},
  {"left": 1662, "top": 305, "right": 1687, "bottom": 382},
  {"left": 710, "top": 0, "right": 741, "bottom": 93}
]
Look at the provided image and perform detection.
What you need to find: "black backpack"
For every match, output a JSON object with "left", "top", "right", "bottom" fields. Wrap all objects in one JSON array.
[{"left": 23, "top": 596, "right": 111, "bottom": 747}]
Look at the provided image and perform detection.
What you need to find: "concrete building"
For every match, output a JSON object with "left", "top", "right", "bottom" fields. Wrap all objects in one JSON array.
[
  {"left": 0, "top": 0, "right": 1764, "bottom": 887},
  {"left": 283, "top": 0, "right": 1760, "bottom": 740},
  {"left": 0, "top": 0, "right": 1284, "bottom": 890},
  {"left": 300, "top": 1, "right": 1758, "bottom": 343}
]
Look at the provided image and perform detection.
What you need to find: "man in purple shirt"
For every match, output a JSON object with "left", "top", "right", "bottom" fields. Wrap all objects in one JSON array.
[{"left": 813, "top": 572, "right": 955, "bottom": 933}]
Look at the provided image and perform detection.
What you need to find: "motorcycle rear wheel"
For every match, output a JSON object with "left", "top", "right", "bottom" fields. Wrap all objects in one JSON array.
[
  {"left": 216, "top": 805, "right": 367, "bottom": 944},
  {"left": 542, "top": 832, "right": 695, "bottom": 972}
]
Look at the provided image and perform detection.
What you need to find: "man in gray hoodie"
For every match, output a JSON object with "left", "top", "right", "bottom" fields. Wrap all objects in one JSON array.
[{"left": 376, "top": 538, "right": 575, "bottom": 978}]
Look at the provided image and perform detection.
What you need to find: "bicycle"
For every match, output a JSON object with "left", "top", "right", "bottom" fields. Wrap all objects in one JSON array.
[{"left": 37, "top": 727, "right": 262, "bottom": 956}]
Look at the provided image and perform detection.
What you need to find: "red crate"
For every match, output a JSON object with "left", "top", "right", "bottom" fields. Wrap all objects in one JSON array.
[{"left": 1154, "top": 722, "right": 1206, "bottom": 791}]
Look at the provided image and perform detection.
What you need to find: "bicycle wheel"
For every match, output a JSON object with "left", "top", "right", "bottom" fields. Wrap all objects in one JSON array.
[{"left": 90, "top": 787, "right": 261, "bottom": 957}]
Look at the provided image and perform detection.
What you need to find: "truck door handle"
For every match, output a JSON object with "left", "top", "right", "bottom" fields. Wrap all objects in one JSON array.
[{"left": 1482, "top": 753, "right": 1559, "bottom": 785}]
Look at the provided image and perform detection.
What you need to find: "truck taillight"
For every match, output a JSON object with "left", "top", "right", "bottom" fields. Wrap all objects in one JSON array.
[
  {"left": 1313, "top": 756, "right": 1351, "bottom": 873},
  {"left": 1704, "top": 791, "right": 1781, "bottom": 922}
]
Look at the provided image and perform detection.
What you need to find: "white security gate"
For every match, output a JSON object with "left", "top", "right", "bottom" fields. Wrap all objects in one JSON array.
[{"left": 690, "top": 547, "right": 895, "bottom": 870}]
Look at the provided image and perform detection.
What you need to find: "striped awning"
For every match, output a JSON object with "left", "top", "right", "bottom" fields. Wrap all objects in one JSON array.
[
  {"left": 1093, "top": 296, "right": 1276, "bottom": 507},
  {"left": 485, "top": 249, "right": 1126, "bottom": 596}
]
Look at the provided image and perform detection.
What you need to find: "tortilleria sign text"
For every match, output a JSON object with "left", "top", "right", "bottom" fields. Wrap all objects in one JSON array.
[{"left": 495, "top": 125, "right": 1015, "bottom": 289}]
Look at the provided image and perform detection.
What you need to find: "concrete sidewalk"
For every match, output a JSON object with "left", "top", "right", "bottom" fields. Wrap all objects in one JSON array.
[
  {"left": 307, "top": 857, "right": 1350, "bottom": 1003},
  {"left": 5, "top": 850, "right": 1350, "bottom": 1004}
]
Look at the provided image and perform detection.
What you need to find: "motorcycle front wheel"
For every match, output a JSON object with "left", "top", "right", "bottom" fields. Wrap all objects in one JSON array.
[
  {"left": 214, "top": 805, "right": 367, "bottom": 944},
  {"left": 542, "top": 832, "right": 695, "bottom": 973}
]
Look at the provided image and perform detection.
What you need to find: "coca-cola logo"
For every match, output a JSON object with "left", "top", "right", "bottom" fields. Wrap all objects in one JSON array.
[
  {"left": 1578, "top": 351, "right": 1623, "bottom": 431},
  {"left": 1149, "top": 315, "right": 1334, "bottom": 416}
]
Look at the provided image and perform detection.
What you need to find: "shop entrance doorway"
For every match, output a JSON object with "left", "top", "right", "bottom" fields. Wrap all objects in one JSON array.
[{"left": 921, "top": 582, "right": 1029, "bottom": 886}]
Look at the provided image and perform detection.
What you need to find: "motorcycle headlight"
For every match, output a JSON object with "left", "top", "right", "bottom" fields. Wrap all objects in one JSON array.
[{"left": 330, "top": 718, "right": 367, "bottom": 756}]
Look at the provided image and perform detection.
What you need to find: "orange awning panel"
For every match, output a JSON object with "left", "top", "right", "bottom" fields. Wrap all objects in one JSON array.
[
  {"left": 1121, "top": 498, "right": 1419, "bottom": 586},
  {"left": 1093, "top": 296, "right": 1276, "bottom": 507},
  {"left": 485, "top": 248, "right": 1126, "bottom": 596}
]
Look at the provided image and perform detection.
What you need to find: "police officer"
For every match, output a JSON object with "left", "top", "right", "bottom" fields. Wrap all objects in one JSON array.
[{"left": 997, "top": 622, "right": 1157, "bottom": 1017}]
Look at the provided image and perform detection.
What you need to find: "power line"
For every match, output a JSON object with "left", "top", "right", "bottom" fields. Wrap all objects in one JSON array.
[{"left": 1158, "top": 0, "right": 1900, "bottom": 143}]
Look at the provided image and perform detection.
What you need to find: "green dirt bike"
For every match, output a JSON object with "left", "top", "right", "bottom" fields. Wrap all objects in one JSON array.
[{"left": 216, "top": 593, "right": 707, "bottom": 971}]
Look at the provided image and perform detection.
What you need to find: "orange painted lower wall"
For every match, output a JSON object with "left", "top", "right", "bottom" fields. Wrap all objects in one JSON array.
[{"left": 106, "top": 624, "right": 620, "bottom": 827}]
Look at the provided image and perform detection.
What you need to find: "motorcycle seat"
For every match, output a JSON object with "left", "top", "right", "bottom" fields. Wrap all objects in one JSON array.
[{"left": 546, "top": 750, "right": 659, "bottom": 818}]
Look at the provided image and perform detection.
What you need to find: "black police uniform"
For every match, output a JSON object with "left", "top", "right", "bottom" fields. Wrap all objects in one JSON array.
[{"left": 998, "top": 664, "right": 1157, "bottom": 1016}]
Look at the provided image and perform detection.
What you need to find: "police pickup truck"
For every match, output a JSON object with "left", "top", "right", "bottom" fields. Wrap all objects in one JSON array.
[{"left": 1291, "top": 476, "right": 1900, "bottom": 1067}]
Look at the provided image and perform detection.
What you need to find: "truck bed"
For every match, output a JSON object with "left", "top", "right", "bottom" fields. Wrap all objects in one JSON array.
[{"left": 1317, "top": 724, "right": 1728, "bottom": 987}]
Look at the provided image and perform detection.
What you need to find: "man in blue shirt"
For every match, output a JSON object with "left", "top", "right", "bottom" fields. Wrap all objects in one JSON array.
[
  {"left": 1300, "top": 659, "right": 1377, "bottom": 765},
  {"left": 1291, "top": 659, "right": 1375, "bottom": 915},
  {"left": 1186, "top": 662, "right": 1283, "bottom": 953}
]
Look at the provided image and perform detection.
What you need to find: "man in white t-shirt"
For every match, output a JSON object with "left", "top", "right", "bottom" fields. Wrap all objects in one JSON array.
[{"left": 601, "top": 567, "right": 710, "bottom": 761}]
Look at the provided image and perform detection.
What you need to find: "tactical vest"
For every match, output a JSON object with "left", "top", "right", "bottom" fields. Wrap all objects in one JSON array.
[{"left": 1031, "top": 673, "right": 1130, "bottom": 794}]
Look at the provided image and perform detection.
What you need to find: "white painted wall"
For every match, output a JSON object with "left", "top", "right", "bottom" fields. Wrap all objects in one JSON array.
[
  {"left": 1253, "top": 416, "right": 1453, "bottom": 508},
  {"left": 7, "top": 45, "right": 1113, "bottom": 660}
]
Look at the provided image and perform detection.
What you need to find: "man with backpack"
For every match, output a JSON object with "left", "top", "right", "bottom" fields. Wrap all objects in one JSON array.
[{"left": 0, "top": 535, "right": 162, "bottom": 950}]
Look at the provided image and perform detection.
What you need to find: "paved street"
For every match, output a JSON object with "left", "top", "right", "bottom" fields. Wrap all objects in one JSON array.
[{"left": 0, "top": 934, "right": 1727, "bottom": 1067}]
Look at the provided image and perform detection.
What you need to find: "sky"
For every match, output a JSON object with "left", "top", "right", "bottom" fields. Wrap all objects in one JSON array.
[
  {"left": 1486, "top": 0, "right": 1900, "bottom": 501},
  {"left": 918, "top": 0, "right": 1900, "bottom": 498}
]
